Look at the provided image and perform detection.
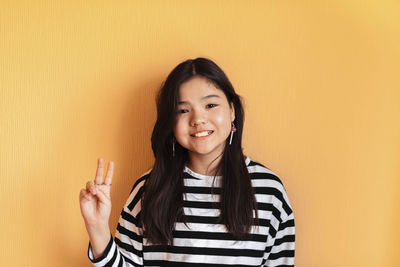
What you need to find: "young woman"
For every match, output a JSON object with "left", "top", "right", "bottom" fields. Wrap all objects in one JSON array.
[{"left": 79, "top": 58, "right": 295, "bottom": 266}]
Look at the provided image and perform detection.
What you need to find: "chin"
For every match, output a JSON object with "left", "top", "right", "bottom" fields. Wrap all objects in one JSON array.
[
  {"left": 190, "top": 146, "right": 224, "bottom": 157},
  {"left": 191, "top": 149, "right": 212, "bottom": 155}
]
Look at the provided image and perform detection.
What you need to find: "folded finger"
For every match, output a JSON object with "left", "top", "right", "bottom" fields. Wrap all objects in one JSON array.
[
  {"left": 80, "top": 189, "right": 93, "bottom": 201},
  {"left": 86, "top": 181, "right": 97, "bottom": 195},
  {"left": 96, "top": 187, "right": 110, "bottom": 204},
  {"left": 79, "top": 189, "right": 86, "bottom": 200}
]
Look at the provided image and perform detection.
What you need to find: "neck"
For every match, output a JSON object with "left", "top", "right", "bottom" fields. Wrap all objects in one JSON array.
[{"left": 187, "top": 153, "right": 223, "bottom": 176}]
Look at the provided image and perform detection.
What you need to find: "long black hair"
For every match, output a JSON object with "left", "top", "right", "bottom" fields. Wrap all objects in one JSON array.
[{"left": 141, "top": 57, "right": 258, "bottom": 245}]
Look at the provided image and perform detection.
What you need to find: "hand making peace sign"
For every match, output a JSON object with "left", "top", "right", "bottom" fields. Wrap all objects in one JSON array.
[{"left": 79, "top": 158, "right": 114, "bottom": 228}]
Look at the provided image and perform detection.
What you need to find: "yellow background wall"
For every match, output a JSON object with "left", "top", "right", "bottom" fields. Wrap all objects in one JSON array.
[{"left": 1, "top": 1, "right": 399, "bottom": 266}]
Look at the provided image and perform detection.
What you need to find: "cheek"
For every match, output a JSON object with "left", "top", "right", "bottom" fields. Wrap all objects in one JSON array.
[
  {"left": 214, "top": 110, "right": 232, "bottom": 132},
  {"left": 173, "top": 123, "right": 180, "bottom": 136},
  {"left": 173, "top": 118, "right": 186, "bottom": 137}
]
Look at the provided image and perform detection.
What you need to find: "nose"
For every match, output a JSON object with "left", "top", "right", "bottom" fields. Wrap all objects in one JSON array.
[{"left": 190, "top": 109, "right": 206, "bottom": 127}]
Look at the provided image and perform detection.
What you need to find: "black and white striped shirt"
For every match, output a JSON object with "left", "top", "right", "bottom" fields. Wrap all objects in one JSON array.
[{"left": 88, "top": 156, "right": 295, "bottom": 266}]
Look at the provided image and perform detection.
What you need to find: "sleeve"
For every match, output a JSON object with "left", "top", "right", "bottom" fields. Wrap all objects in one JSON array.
[
  {"left": 263, "top": 185, "right": 295, "bottom": 267},
  {"left": 87, "top": 174, "right": 148, "bottom": 267},
  {"left": 263, "top": 212, "right": 295, "bottom": 266}
]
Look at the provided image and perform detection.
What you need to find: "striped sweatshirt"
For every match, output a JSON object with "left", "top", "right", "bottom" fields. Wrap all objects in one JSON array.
[{"left": 88, "top": 156, "right": 295, "bottom": 266}]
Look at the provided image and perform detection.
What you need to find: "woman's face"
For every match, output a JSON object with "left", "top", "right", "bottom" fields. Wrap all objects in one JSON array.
[{"left": 174, "top": 76, "right": 235, "bottom": 162}]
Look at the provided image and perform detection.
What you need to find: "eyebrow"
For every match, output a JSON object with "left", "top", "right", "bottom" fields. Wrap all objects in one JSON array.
[{"left": 178, "top": 94, "right": 220, "bottom": 105}]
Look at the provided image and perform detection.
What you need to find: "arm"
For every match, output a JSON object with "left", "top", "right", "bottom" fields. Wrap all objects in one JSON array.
[
  {"left": 80, "top": 158, "right": 146, "bottom": 267},
  {"left": 87, "top": 176, "right": 146, "bottom": 267},
  {"left": 87, "top": 208, "right": 144, "bottom": 266},
  {"left": 252, "top": 164, "right": 295, "bottom": 266}
]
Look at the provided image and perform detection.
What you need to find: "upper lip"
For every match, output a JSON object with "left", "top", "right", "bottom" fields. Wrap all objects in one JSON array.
[{"left": 190, "top": 130, "right": 214, "bottom": 136}]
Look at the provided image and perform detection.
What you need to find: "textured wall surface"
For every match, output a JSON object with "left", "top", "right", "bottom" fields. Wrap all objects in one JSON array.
[{"left": 1, "top": 0, "right": 399, "bottom": 266}]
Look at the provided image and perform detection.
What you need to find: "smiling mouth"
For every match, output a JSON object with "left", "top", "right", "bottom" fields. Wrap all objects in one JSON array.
[{"left": 190, "top": 130, "right": 214, "bottom": 137}]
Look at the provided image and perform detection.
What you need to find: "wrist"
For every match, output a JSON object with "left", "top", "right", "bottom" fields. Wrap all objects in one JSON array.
[
  {"left": 86, "top": 225, "right": 111, "bottom": 259},
  {"left": 85, "top": 223, "right": 110, "bottom": 236}
]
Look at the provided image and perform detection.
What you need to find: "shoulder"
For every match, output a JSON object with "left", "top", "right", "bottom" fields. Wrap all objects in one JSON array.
[
  {"left": 246, "top": 156, "right": 294, "bottom": 220},
  {"left": 124, "top": 169, "right": 151, "bottom": 212},
  {"left": 128, "top": 169, "right": 151, "bottom": 195},
  {"left": 246, "top": 157, "right": 284, "bottom": 185}
]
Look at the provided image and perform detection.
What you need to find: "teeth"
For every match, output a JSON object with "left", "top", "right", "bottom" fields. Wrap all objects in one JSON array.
[{"left": 193, "top": 131, "right": 212, "bottom": 137}]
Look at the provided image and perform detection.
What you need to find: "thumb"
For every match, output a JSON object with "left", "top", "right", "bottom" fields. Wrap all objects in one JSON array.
[{"left": 95, "top": 187, "right": 111, "bottom": 205}]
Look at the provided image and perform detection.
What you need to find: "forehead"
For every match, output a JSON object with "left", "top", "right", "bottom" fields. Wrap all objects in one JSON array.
[{"left": 178, "top": 76, "right": 225, "bottom": 101}]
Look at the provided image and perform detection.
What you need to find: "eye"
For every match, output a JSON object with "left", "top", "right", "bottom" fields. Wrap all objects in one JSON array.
[
  {"left": 177, "top": 109, "right": 188, "bottom": 114},
  {"left": 206, "top": 103, "right": 218, "bottom": 109}
]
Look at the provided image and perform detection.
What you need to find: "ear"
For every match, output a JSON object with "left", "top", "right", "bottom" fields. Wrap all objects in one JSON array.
[{"left": 230, "top": 102, "right": 235, "bottom": 122}]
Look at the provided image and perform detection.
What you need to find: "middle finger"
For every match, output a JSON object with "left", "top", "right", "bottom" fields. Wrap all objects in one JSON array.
[{"left": 104, "top": 161, "right": 114, "bottom": 186}]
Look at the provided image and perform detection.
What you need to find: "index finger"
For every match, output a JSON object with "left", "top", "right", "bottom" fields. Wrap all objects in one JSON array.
[
  {"left": 95, "top": 158, "right": 105, "bottom": 184},
  {"left": 104, "top": 161, "right": 114, "bottom": 186}
]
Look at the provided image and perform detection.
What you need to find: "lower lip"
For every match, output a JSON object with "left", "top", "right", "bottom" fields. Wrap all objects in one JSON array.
[{"left": 191, "top": 132, "right": 213, "bottom": 139}]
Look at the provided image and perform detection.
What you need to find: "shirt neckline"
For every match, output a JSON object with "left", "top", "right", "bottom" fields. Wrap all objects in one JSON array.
[{"left": 184, "top": 156, "right": 251, "bottom": 179}]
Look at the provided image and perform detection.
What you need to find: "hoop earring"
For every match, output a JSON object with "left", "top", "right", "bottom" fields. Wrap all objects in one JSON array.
[
  {"left": 172, "top": 138, "right": 175, "bottom": 157},
  {"left": 229, "top": 122, "right": 237, "bottom": 145}
]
